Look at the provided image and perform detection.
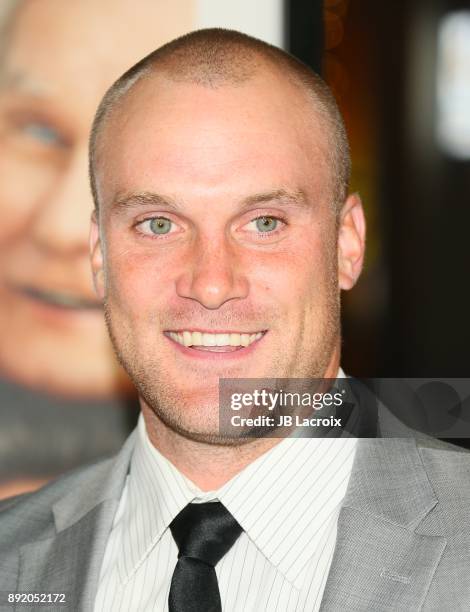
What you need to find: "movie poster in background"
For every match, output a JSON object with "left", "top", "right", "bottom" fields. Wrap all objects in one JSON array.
[{"left": 0, "top": 0, "right": 197, "bottom": 499}]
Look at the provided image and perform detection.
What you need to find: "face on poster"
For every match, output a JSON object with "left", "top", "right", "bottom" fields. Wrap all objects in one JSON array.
[{"left": 0, "top": 0, "right": 193, "bottom": 399}]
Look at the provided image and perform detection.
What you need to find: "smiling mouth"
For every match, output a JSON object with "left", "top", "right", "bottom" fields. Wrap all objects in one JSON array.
[
  {"left": 165, "top": 330, "right": 265, "bottom": 352},
  {"left": 16, "top": 285, "right": 102, "bottom": 310}
]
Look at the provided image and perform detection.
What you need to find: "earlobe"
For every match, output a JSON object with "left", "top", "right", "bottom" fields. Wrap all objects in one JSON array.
[
  {"left": 337, "top": 193, "right": 366, "bottom": 290},
  {"left": 89, "top": 210, "right": 105, "bottom": 300}
]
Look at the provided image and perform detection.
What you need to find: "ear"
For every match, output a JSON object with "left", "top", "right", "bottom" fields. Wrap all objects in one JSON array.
[
  {"left": 89, "top": 210, "right": 105, "bottom": 300},
  {"left": 337, "top": 192, "right": 366, "bottom": 290}
]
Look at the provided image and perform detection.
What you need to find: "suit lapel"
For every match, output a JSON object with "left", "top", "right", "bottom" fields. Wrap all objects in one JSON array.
[
  {"left": 16, "top": 432, "right": 136, "bottom": 612},
  {"left": 320, "top": 506, "right": 446, "bottom": 611},
  {"left": 17, "top": 500, "right": 117, "bottom": 611},
  {"left": 320, "top": 438, "right": 447, "bottom": 612}
]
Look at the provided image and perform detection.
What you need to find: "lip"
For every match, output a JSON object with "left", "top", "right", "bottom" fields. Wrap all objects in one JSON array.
[
  {"left": 164, "top": 330, "right": 267, "bottom": 360},
  {"left": 165, "top": 328, "right": 264, "bottom": 334}
]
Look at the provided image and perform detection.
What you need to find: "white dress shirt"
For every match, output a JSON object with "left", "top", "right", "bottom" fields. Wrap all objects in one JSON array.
[{"left": 95, "top": 371, "right": 357, "bottom": 611}]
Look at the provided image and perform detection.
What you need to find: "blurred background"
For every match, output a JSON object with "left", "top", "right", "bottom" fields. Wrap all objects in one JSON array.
[
  {"left": 315, "top": 0, "right": 470, "bottom": 379},
  {"left": 0, "top": 0, "right": 468, "bottom": 498}
]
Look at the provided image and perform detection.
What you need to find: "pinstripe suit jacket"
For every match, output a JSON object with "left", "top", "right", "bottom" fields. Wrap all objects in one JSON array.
[{"left": 1, "top": 430, "right": 470, "bottom": 611}]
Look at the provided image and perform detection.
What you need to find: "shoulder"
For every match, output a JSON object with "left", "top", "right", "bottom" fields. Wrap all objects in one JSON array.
[
  {"left": 417, "top": 435, "right": 470, "bottom": 462},
  {"left": 394, "top": 435, "right": 470, "bottom": 481},
  {"left": 0, "top": 455, "right": 116, "bottom": 551},
  {"left": 417, "top": 437, "right": 470, "bottom": 492}
]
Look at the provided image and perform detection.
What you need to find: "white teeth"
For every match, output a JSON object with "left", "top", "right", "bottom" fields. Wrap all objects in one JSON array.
[
  {"left": 167, "top": 330, "right": 264, "bottom": 348},
  {"left": 202, "top": 333, "right": 216, "bottom": 346},
  {"left": 230, "top": 333, "right": 241, "bottom": 346},
  {"left": 216, "top": 334, "right": 230, "bottom": 346}
]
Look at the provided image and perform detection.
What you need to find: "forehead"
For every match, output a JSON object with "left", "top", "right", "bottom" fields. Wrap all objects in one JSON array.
[{"left": 97, "top": 71, "right": 331, "bottom": 207}]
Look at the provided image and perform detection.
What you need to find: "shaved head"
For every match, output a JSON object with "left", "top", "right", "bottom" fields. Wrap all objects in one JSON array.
[
  {"left": 88, "top": 27, "right": 366, "bottom": 455},
  {"left": 89, "top": 28, "right": 350, "bottom": 213}
]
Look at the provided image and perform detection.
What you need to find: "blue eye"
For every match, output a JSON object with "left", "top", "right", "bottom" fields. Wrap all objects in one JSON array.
[
  {"left": 255, "top": 216, "right": 279, "bottom": 232},
  {"left": 244, "top": 216, "right": 283, "bottom": 234},
  {"left": 149, "top": 217, "right": 173, "bottom": 234},
  {"left": 21, "top": 122, "right": 62, "bottom": 145},
  {"left": 135, "top": 216, "right": 178, "bottom": 237}
]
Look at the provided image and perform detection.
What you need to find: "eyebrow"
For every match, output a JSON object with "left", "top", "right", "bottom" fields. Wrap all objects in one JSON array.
[
  {"left": 239, "top": 188, "right": 309, "bottom": 211},
  {"left": 113, "top": 191, "right": 182, "bottom": 213},
  {"left": 112, "top": 188, "right": 309, "bottom": 215}
]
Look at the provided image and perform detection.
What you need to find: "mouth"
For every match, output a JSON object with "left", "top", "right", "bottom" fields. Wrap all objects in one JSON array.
[
  {"left": 164, "top": 329, "right": 266, "bottom": 354},
  {"left": 15, "top": 285, "right": 102, "bottom": 311}
]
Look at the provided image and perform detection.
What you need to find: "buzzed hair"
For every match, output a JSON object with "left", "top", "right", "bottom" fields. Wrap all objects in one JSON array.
[{"left": 89, "top": 28, "right": 351, "bottom": 213}]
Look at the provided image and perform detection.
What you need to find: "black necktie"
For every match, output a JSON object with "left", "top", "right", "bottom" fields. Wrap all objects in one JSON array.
[{"left": 169, "top": 502, "right": 243, "bottom": 612}]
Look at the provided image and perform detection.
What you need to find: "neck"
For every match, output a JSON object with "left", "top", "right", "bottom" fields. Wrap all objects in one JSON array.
[
  {"left": 142, "top": 348, "right": 342, "bottom": 491},
  {"left": 143, "top": 411, "right": 280, "bottom": 490}
]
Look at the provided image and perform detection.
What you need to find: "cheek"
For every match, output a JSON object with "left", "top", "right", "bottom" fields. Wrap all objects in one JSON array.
[
  {"left": 104, "top": 247, "right": 172, "bottom": 316},
  {"left": 249, "top": 236, "right": 332, "bottom": 301}
]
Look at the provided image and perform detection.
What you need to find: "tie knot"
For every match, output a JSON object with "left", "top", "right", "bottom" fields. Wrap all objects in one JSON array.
[{"left": 170, "top": 502, "right": 242, "bottom": 567}]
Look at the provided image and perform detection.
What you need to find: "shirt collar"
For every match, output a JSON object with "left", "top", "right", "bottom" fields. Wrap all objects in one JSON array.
[
  {"left": 117, "top": 415, "right": 197, "bottom": 582},
  {"left": 217, "top": 435, "right": 357, "bottom": 588},
  {"left": 119, "top": 367, "right": 355, "bottom": 588}
]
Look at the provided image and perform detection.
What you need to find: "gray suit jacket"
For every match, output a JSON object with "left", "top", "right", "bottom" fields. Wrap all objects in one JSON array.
[{"left": 1, "top": 432, "right": 470, "bottom": 611}]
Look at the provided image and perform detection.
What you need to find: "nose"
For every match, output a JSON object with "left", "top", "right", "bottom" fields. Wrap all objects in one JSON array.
[
  {"left": 175, "top": 235, "right": 249, "bottom": 309},
  {"left": 30, "top": 144, "right": 91, "bottom": 256}
]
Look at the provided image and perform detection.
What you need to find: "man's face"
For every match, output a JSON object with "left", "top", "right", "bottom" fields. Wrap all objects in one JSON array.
[
  {"left": 0, "top": 0, "right": 191, "bottom": 397},
  {"left": 92, "top": 69, "right": 364, "bottom": 441}
]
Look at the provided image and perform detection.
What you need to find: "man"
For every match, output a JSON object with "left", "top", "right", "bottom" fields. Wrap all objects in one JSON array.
[
  {"left": 0, "top": 0, "right": 192, "bottom": 498},
  {"left": 1, "top": 29, "right": 470, "bottom": 612}
]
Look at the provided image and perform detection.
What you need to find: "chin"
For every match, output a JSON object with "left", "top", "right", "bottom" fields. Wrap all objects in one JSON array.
[{"left": 158, "top": 412, "right": 254, "bottom": 447}]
